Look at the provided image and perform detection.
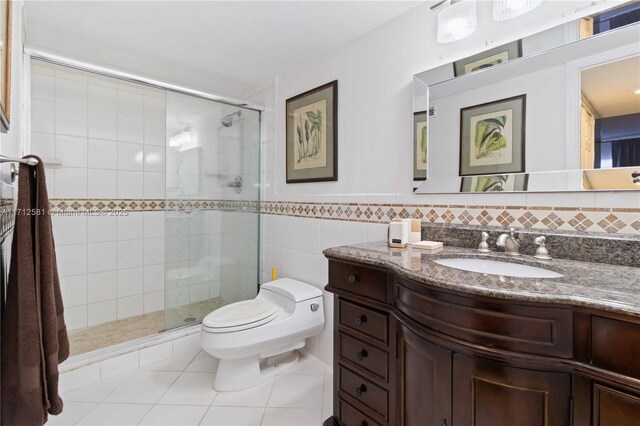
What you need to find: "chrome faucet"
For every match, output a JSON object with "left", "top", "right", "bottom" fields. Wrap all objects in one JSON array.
[{"left": 496, "top": 228, "right": 520, "bottom": 256}]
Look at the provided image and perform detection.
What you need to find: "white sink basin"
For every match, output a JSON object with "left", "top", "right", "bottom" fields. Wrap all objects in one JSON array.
[{"left": 433, "top": 258, "right": 563, "bottom": 279}]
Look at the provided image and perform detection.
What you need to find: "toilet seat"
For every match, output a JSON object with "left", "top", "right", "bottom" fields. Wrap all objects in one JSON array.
[{"left": 202, "top": 299, "right": 280, "bottom": 333}]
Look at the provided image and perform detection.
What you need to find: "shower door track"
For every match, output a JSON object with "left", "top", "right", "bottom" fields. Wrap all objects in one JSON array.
[{"left": 24, "top": 47, "right": 265, "bottom": 112}]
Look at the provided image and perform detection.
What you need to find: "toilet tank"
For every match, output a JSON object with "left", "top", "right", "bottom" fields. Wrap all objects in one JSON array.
[{"left": 260, "top": 278, "right": 322, "bottom": 302}]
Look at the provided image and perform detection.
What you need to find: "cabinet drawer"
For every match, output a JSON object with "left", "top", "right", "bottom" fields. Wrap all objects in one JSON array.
[
  {"left": 339, "top": 300, "right": 388, "bottom": 344},
  {"left": 329, "top": 261, "right": 387, "bottom": 302},
  {"left": 339, "top": 366, "right": 388, "bottom": 420},
  {"left": 339, "top": 400, "right": 383, "bottom": 426},
  {"left": 396, "top": 281, "right": 573, "bottom": 357},
  {"left": 591, "top": 316, "right": 640, "bottom": 379},
  {"left": 340, "top": 333, "right": 389, "bottom": 382}
]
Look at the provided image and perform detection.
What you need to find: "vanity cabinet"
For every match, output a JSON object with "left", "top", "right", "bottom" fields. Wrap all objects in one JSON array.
[
  {"left": 398, "top": 325, "right": 451, "bottom": 426},
  {"left": 398, "top": 324, "right": 571, "bottom": 426},
  {"left": 451, "top": 353, "right": 571, "bottom": 426},
  {"left": 325, "top": 259, "right": 640, "bottom": 426}
]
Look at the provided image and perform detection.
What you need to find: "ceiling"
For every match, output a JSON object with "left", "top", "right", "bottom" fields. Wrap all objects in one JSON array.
[
  {"left": 581, "top": 55, "right": 640, "bottom": 117},
  {"left": 24, "top": 1, "right": 422, "bottom": 97}
]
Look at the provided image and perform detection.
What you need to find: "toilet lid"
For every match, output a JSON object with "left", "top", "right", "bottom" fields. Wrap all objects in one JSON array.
[{"left": 202, "top": 299, "right": 280, "bottom": 332}]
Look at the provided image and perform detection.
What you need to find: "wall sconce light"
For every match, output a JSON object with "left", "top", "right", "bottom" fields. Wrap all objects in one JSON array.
[
  {"left": 434, "top": 0, "right": 544, "bottom": 44},
  {"left": 493, "top": 0, "right": 542, "bottom": 21},
  {"left": 437, "top": 0, "right": 478, "bottom": 43}
]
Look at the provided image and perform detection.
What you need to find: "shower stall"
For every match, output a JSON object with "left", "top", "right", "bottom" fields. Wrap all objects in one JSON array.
[
  {"left": 28, "top": 57, "right": 261, "bottom": 355},
  {"left": 164, "top": 92, "right": 261, "bottom": 331}
]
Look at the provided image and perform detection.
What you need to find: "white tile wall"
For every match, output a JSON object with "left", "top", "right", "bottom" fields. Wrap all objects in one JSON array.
[
  {"left": 30, "top": 61, "right": 167, "bottom": 203},
  {"left": 259, "top": 214, "right": 385, "bottom": 364},
  {"left": 30, "top": 61, "right": 169, "bottom": 331}
]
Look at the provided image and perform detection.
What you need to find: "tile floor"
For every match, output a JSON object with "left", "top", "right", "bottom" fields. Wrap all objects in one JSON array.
[
  {"left": 69, "top": 298, "right": 228, "bottom": 355},
  {"left": 48, "top": 350, "right": 333, "bottom": 426}
]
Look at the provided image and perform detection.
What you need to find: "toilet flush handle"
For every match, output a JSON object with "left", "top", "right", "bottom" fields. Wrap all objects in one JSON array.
[{"left": 310, "top": 303, "right": 320, "bottom": 312}]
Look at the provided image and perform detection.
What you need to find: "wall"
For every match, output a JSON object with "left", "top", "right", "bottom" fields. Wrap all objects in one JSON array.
[
  {"left": 265, "top": 0, "right": 637, "bottom": 203},
  {"left": 258, "top": 1, "right": 639, "bottom": 364}
]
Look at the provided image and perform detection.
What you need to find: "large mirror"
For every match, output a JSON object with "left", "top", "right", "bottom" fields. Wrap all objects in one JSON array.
[{"left": 414, "top": 1, "right": 640, "bottom": 193}]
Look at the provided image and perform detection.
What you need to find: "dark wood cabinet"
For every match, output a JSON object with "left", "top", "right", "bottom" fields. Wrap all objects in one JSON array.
[
  {"left": 452, "top": 353, "right": 571, "bottom": 426},
  {"left": 398, "top": 325, "right": 451, "bottom": 426},
  {"left": 593, "top": 384, "right": 640, "bottom": 426},
  {"left": 324, "top": 259, "right": 640, "bottom": 426}
]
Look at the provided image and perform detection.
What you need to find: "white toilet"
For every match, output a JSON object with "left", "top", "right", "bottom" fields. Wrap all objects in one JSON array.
[{"left": 200, "top": 278, "right": 324, "bottom": 391}]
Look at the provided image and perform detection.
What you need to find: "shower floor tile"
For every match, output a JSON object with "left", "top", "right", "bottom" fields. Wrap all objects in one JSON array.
[
  {"left": 52, "top": 350, "right": 332, "bottom": 426},
  {"left": 68, "top": 298, "right": 228, "bottom": 356}
]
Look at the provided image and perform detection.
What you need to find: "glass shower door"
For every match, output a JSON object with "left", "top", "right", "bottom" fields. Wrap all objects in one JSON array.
[{"left": 164, "top": 91, "right": 260, "bottom": 330}]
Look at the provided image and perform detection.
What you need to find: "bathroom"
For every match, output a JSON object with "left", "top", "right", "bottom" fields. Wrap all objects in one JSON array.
[{"left": 0, "top": 1, "right": 638, "bottom": 425}]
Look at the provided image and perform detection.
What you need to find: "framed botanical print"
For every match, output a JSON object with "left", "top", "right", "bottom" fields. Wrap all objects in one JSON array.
[
  {"left": 459, "top": 94, "right": 526, "bottom": 177},
  {"left": 286, "top": 80, "right": 337, "bottom": 183},
  {"left": 460, "top": 173, "right": 528, "bottom": 192},
  {"left": 454, "top": 40, "right": 522, "bottom": 77},
  {"left": 0, "top": 0, "right": 11, "bottom": 133},
  {"left": 413, "top": 111, "right": 427, "bottom": 180}
]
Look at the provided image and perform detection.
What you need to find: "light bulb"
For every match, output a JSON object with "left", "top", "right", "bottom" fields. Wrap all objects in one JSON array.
[
  {"left": 437, "top": 0, "right": 478, "bottom": 44},
  {"left": 493, "top": 0, "right": 542, "bottom": 21}
]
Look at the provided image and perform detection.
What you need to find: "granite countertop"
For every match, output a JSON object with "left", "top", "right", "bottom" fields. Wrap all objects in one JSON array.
[{"left": 324, "top": 241, "right": 640, "bottom": 317}]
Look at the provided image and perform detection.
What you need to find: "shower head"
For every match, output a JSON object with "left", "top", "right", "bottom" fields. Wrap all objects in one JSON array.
[{"left": 220, "top": 110, "right": 242, "bottom": 127}]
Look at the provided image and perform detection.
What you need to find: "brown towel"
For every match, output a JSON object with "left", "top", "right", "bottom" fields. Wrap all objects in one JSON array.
[{"left": 1, "top": 155, "right": 70, "bottom": 425}]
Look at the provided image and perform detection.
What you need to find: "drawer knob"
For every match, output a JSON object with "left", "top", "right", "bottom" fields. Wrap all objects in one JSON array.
[
  {"left": 354, "top": 315, "right": 367, "bottom": 326},
  {"left": 441, "top": 420, "right": 448, "bottom": 426},
  {"left": 356, "top": 349, "right": 368, "bottom": 361},
  {"left": 354, "top": 384, "right": 367, "bottom": 397},
  {"left": 348, "top": 275, "right": 359, "bottom": 284}
]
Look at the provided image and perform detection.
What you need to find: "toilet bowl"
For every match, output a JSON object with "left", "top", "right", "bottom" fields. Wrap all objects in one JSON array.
[{"left": 199, "top": 278, "right": 324, "bottom": 391}]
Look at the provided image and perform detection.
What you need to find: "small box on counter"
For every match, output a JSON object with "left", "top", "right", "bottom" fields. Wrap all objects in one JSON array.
[
  {"left": 388, "top": 221, "right": 408, "bottom": 248},
  {"left": 411, "top": 240, "right": 444, "bottom": 253}
]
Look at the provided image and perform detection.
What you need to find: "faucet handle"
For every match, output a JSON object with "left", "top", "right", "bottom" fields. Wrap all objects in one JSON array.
[
  {"left": 509, "top": 227, "right": 516, "bottom": 238},
  {"left": 534, "top": 236, "right": 552, "bottom": 260},
  {"left": 477, "top": 231, "right": 491, "bottom": 253}
]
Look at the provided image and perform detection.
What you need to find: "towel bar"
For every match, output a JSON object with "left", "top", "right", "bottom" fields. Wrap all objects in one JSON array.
[
  {"left": 0, "top": 155, "right": 39, "bottom": 166},
  {"left": 0, "top": 156, "right": 38, "bottom": 183}
]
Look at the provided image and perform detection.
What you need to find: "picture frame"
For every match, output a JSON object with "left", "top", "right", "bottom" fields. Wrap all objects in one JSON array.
[
  {"left": 459, "top": 94, "right": 526, "bottom": 177},
  {"left": 413, "top": 111, "right": 427, "bottom": 180},
  {"left": 0, "top": 0, "right": 11, "bottom": 133},
  {"left": 453, "top": 40, "right": 522, "bottom": 77},
  {"left": 286, "top": 80, "right": 337, "bottom": 183},
  {"left": 460, "top": 173, "right": 529, "bottom": 193}
]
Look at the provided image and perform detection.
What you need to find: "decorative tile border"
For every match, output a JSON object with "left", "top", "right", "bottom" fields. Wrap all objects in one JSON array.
[
  {"left": 49, "top": 199, "right": 165, "bottom": 212},
  {"left": 44, "top": 198, "right": 640, "bottom": 234},
  {"left": 260, "top": 201, "right": 640, "bottom": 235},
  {"left": 48, "top": 199, "right": 260, "bottom": 214}
]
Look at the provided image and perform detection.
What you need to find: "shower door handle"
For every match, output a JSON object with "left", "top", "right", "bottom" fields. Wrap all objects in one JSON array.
[{"left": 227, "top": 176, "right": 243, "bottom": 193}]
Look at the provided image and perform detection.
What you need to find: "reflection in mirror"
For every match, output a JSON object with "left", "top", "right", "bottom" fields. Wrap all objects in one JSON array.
[
  {"left": 412, "top": 78, "right": 428, "bottom": 186},
  {"left": 414, "top": 2, "right": 640, "bottom": 193},
  {"left": 589, "top": 1, "right": 640, "bottom": 36},
  {"left": 580, "top": 55, "right": 640, "bottom": 189}
]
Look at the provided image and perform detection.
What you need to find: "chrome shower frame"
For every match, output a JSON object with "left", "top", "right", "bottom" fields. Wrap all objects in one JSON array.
[{"left": 24, "top": 48, "right": 265, "bottom": 112}]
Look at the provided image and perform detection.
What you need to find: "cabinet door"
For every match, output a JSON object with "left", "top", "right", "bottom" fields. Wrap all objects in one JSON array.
[
  {"left": 398, "top": 325, "right": 452, "bottom": 426},
  {"left": 453, "top": 353, "right": 571, "bottom": 426},
  {"left": 593, "top": 384, "right": 640, "bottom": 426}
]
